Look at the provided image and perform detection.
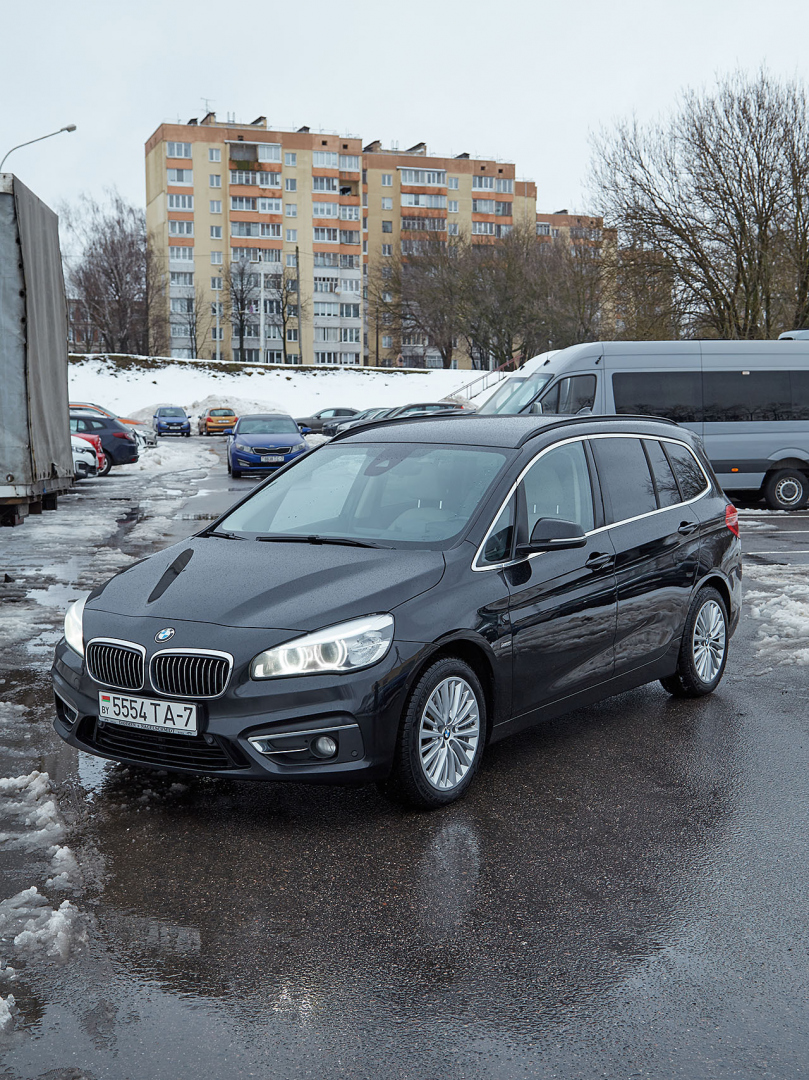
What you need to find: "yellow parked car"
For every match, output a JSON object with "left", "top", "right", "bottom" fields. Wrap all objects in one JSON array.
[{"left": 198, "top": 408, "right": 238, "bottom": 435}]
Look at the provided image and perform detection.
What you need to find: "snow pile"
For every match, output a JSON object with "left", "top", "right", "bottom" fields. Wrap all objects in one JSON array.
[
  {"left": 0, "top": 888, "right": 84, "bottom": 960},
  {"left": 0, "top": 772, "right": 80, "bottom": 888},
  {"left": 746, "top": 564, "right": 809, "bottom": 665},
  {"left": 0, "top": 704, "right": 26, "bottom": 727},
  {"left": 69, "top": 354, "right": 476, "bottom": 421},
  {"left": 118, "top": 440, "right": 219, "bottom": 476},
  {"left": 0, "top": 994, "right": 16, "bottom": 1033}
]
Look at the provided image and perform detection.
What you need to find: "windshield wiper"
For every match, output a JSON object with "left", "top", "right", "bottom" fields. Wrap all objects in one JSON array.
[
  {"left": 206, "top": 529, "right": 247, "bottom": 540},
  {"left": 255, "top": 534, "right": 386, "bottom": 549}
]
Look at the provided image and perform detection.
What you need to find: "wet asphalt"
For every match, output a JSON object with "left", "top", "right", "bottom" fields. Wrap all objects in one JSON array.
[{"left": 1, "top": 438, "right": 808, "bottom": 1079}]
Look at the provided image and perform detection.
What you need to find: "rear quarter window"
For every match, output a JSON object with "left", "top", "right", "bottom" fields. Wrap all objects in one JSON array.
[{"left": 664, "top": 441, "right": 709, "bottom": 501}]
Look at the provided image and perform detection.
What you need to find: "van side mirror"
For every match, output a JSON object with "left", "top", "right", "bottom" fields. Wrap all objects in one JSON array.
[{"left": 516, "top": 517, "right": 587, "bottom": 556}]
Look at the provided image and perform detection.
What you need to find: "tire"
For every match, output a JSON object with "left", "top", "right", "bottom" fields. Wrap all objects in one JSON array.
[
  {"left": 184, "top": 432, "right": 190, "bottom": 438},
  {"left": 99, "top": 456, "right": 112, "bottom": 477},
  {"left": 380, "top": 657, "right": 486, "bottom": 809},
  {"left": 660, "top": 587, "right": 729, "bottom": 698},
  {"left": 231, "top": 468, "right": 242, "bottom": 479},
  {"left": 762, "top": 469, "right": 809, "bottom": 511}
]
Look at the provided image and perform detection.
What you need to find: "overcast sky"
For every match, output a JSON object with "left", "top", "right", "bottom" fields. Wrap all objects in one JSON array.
[{"left": 3, "top": 0, "right": 808, "bottom": 219}]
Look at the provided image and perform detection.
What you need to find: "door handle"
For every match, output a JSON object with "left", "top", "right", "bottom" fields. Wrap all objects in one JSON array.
[
  {"left": 585, "top": 552, "right": 614, "bottom": 570},
  {"left": 677, "top": 521, "right": 698, "bottom": 536}
]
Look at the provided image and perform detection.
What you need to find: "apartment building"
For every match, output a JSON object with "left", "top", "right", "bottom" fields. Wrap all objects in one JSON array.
[
  {"left": 146, "top": 115, "right": 546, "bottom": 369},
  {"left": 146, "top": 114, "right": 364, "bottom": 367}
]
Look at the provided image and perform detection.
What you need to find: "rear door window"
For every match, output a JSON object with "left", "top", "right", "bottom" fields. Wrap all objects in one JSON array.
[
  {"left": 643, "top": 440, "right": 682, "bottom": 508},
  {"left": 664, "top": 441, "right": 708, "bottom": 501},
  {"left": 592, "top": 437, "right": 658, "bottom": 523}
]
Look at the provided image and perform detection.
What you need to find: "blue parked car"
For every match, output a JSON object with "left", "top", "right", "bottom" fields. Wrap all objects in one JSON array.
[
  {"left": 153, "top": 406, "right": 191, "bottom": 437},
  {"left": 227, "top": 413, "right": 309, "bottom": 478}
]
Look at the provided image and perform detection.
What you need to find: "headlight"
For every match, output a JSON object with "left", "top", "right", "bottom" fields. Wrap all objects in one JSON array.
[
  {"left": 250, "top": 614, "right": 394, "bottom": 679},
  {"left": 64, "top": 596, "right": 87, "bottom": 657},
  {"left": 234, "top": 442, "right": 250, "bottom": 452}
]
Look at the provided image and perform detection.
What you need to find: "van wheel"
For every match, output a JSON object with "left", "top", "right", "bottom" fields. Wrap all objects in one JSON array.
[
  {"left": 379, "top": 658, "right": 485, "bottom": 809},
  {"left": 763, "top": 469, "right": 809, "bottom": 510},
  {"left": 660, "top": 587, "right": 728, "bottom": 698}
]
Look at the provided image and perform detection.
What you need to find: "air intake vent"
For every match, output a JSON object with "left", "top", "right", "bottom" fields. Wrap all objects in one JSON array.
[
  {"left": 150, "top": 650, "right": 232, "bottom": 699},
  {"left": 86, "top": 640, "right": 145, "bottom": 691}
]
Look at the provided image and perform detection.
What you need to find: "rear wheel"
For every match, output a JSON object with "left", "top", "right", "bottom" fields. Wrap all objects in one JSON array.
[
  {"left": 762, "top": 468, "right": 809, "bottom": 510},
  {"left": 98, "top": 456, "right": 112, "bottom": 477},
  {"left": 660, "top": 587, "right": 729, "bottom": 698},
  {"left": 380, "top": 658, "right": 485, "bottom": 809}
]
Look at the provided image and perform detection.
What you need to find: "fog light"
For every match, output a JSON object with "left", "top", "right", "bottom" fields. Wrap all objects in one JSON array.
[{"left": 313, "top": 735, "right": 337, "bottom": 758}]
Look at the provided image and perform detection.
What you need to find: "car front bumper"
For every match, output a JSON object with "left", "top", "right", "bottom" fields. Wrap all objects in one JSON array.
[
  {"left": 156, "top": 424, "right": 190, "bottom": 435},
  {"left": 230, "top": 448, "right": 307, "bottom": 471},
  {"left": 52, "top": 635, "right": 428, "bottom": 785}
]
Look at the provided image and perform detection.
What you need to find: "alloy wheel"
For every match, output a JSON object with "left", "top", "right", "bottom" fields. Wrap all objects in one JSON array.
[
  {"left": 691, "top": 599, "right": 727, "bottom": 683},
  {"left": 418, "top": 677, "right": 480, "bottom": 791}
]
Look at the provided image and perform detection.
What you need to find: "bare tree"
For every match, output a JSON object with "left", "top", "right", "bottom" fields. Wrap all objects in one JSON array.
[
  {"left": 591, "top": 69, "right": 809, "bottom": 338},
  {"left": 62, "top": 191, "right": 156, "bottom": 354},
  {"left": 262, "top": 267, "right": 309, "bottom": 363},
  {"left": 172, "top": 284, "right": 215, "bottom": 359},
  {"left": 224, "top": 258, "right": 260, "bottom": 360}
]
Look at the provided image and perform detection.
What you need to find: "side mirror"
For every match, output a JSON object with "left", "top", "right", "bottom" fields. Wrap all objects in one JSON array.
[
  {"left": 299, "top": 425, "right": 311, "bottom": 434},
  {"left": 516, "top": 517, "right": 586, "bottom": 556},
  {"left": 527, "top": 400, "right": 544, "bottom": 415},
  {"left": 223, "top": 427, "right": 233, "bottom": 434}
]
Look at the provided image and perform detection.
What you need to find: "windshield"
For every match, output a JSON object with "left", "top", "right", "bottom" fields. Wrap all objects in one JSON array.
[
  {"left": 236, "top": 417, "right": 300, "bottom": 435},
  {"left": 211, "top": 409, "right": 235, "bottom": 417},
  {"left": 478, "top": 374, "right": 553, "bottom": 415},
  {"left": 218, "top": 442, "right": 510, "bottom": 547},
  {"left": 158, "top": 407, "right": 186, "bottom": 417}
]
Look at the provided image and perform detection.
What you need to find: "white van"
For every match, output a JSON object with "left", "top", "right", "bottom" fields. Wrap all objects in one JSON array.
[{"left": 478, "top": 340, "right": 809, "bottom": 509}]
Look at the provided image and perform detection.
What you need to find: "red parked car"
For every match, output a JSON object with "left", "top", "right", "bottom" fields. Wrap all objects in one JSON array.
[{"left": 73, "top": 433, "right": 108, "bottom": 476}]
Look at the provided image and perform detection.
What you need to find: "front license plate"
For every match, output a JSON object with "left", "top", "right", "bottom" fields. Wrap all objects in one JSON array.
[
  {"left": 98, "top": 692, "right": 197, "bottom": 736},
  {"left": 261, "top": 455, "right": 284, "bottom": 463}
]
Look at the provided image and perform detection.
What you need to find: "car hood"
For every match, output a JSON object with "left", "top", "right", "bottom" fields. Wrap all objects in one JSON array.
[
  {"left": 87, "top": 536, "right": 446, "bottom": 632},
  {"left": 232, "top": 433, "right": 303, "bottom": 447}
]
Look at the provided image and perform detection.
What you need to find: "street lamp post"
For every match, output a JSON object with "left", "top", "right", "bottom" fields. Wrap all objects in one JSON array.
[{"left": 0, "top": 125, "right": 77, "bottom": 171}]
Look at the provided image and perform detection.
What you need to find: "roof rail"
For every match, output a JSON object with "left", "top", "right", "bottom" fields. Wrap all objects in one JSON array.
[{"left": 514, "top": 412, "right": 680, "bottom": 447}]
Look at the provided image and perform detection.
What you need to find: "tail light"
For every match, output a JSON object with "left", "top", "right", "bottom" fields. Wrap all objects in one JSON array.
[
  {"left": 113, "top": 431, "right": 135, "bottom": 442},
  {"left": 725, "top": 504, "right": 739, "bottom": 537}
]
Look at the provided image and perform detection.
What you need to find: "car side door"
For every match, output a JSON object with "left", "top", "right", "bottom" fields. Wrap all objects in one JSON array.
[
  {"left": 590, "top": 435, "right": 703, "bottom": 678},
  {"left": 503, "top": 438, "right": 617, "bottom": 721}
]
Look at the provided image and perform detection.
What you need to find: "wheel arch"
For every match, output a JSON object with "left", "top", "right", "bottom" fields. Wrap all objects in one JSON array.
[{"left": 401, "top": 634, "right": 498, "bottom": 741}]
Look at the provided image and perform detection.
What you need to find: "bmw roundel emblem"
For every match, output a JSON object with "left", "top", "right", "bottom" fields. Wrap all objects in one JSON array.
[{"left": 155, "top": 628, "right": 175, "bottom": 643}]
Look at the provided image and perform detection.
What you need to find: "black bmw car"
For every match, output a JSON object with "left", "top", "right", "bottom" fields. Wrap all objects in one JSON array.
[{"left": 52, "top": 415, "right": 741, "bottom": 809}]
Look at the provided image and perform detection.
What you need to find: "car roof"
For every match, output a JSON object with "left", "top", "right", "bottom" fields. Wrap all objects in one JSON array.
[
  {"left": 335, "top": 413, "right": 683, "bottom": 449},
  {"left": 237, "top": 412, "right": 294, "bottom": 420}
]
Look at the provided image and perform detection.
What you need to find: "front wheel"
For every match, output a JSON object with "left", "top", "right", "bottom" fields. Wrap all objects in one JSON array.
[
  {"left": 762, "top": 469, "right": 809, "bottom": 510},
  {"left": 660, "top": 587, "right": 729, "bottom": 698},
  {"left": 231, "top": 467, "right": 242, "bottom": 479},
  {"left": 98, "top": 456, "right": 112, "bottom": 477},
  {"left": 380, "top": 658, "right": 486, "bottom": 809}
]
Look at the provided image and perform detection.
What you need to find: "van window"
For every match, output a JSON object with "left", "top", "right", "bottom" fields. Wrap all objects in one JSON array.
[
  {"left": 612, "top": 372, "right": 702, "bottom": 423},
  {"left": 665, "top": 442, "right": 708, "bottom": 501},
  {"left": 703, "top": 370, "right": 793, "bottom": 421},
  {"left": 643, "top": 440, "right": 681, "bottom": 508},
  {"left": 522, "top": 441, "right": 594, "bottom": 534},
  {"left": 539, "top": 375, "right": 596, "bottom": 415},
  {"left": 480, "top": 374, "right": 552, "bottom": 415},
  {"left": 592, "top": 437, "right": 657, "bottom": 523}
]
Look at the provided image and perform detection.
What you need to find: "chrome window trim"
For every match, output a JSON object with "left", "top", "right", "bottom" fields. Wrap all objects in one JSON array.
[
  {"left": 86, "top": 637, "right": 147, "bottom": 691},
  {"left": 149, "top": 648, "right": 234, "bottom": 700},
  {"left": 472, "top": 432, "right": 711, "bottom": 573}
]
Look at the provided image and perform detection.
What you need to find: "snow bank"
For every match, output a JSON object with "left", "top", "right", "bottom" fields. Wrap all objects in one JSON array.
[
  {"left": 746, "top": 564, "right": 809, "bottom": 666},
  {"left": 69, "top": 355, "right": 476, "bottom": 421},
  {"left": 0, "top": 772, "right": 80, "bottom": 887},
  {"left": 0, "top": 994, "right": 16, "bottom": 1033},
  {"left": 0, "top": 888, "right": 84, "bottom": 960}
]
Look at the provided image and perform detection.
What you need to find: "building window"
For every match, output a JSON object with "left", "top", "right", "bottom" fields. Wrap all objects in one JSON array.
[
  {"left": 314, "top": 327, "right": 340, "bottom": 342},
  {"left": 286, "top": 228, "right": 297, "bottom": 242},
  {"left": 169, "top": 220, "right": 194, "bottom": 236},
  {"left": 401, "top": 193, "right": 447, "bottom": 209},
  {"left": 167, "top": 194, "right": 194, "bottom": 210},
  {"left": 339, "top": 154, "right": 360, "bottom": 171},
  {"left": 170, "top": 297, "right": 194, "bottom": 313},
  {"left": 382, "top": 220, "right": 393, "bottom": 233},
  {"left": 381, "top": 335, "right": 393, "bottom": 348},
  {"left": 399, "top": 168, "right": 446, "bottom": 186},
  {"left": 209, "top": 174, "right": 221, "bottom": 188},
  {"left": 340, "top": 277, "right": 360, "bottom": 293},
  {"left": 472, "top": 199, "right": 511, "bottom": 216},
  {"left": 314, "top": 276, "right": 338, "bottom": 292},
  {"left": 381, "top": 197, "right": 393, "bottom": 210},
  {"left": 167, "top": 142, "right": 192, "bottom": 158},
  {"left": 285, "top": 177, "right": 297, "bottom": 192},
  {"left": 340, "top": 205, "right": 360, "bottom": 220},
  {"left": 208, "top": 148, "right": 221, "bottom": 162},
  {"left": 168, "top": 169, "right": 193, "bottom": 185},
  {"left": 231, "top": 196, "right": 257, "bottom": 211},
  {"left": 382, "top": 244, "right": 392, "bottom": 256},
  {"left": 257, "top": 172, "right": 281, "bottom": 188},
  {"left": 285, "top": 152, "right": 297, "bottom": 167},
  {"left": 340, "top": 303, "right": 360, "bottom": 318},
  {"left": 258, "top": 144, "right": 282, "bottom": 163},
  {"left": 258, "top": 197, "right": 281, "bottom": 213},
  {"left": 170, "top": 271, "right": 194, "bottom": 285},
  {"left": 170, "top": 324, "right": 189, "bottom": 338},
  {"left": 286, "top": 203, "right": 297, "bottom": 217},
  {"left": 211, "top": 327, "right": 224, "bottom": 340},
  {"left": 210, "top": 199, "right": 222, "bottom": 213},
  {"left": 471, "top": 221, "right": 496, "bottom": 235},
  {"left": 381, "top": 174, "right": 393, "bottom": 187},
  {"left": 496, "top": 178, "right": 513, "bottom": 193},
  {"left": 261, "top": 223, "right": 282, "bottom": 237},
  {"left": 211, "top": 276, "right": 223, "bottom": 290},
  {"left": 314, "top": 302, "right": 340, "bottom": 317},
  {"left": 314, "top": 252, "right": 339, "bottom": 267},
  {"left": 210, "top": 301, "right": 224, "bottom": 316},
  {"left": 286, "top": 253, "right": 297, "bottom": 267},
  {"left": 448, "top": 200, "right": 459, "bottom": 213},
  {"left": 340, "top": 230, "right": 360, "bottom": 245},
  {"left": 448, "top": 177, "right": 459, "bottom": 190},
  {"left": 472, "top": 176, "right": 494, "bottom": 190},
  {"left": 313, "top": 176, "right": 339, "bottom": 192},
  {"left": 211, "top": 251, "right": 223, "bottom": 264},
  {"left": 210, "top": 225, "right": 222, "bottom": 239},
  {"left": 448, "top": 222, "right": 459, "bottom": 236},
  {"left": 313, "top": 151, "right": 339, "bottom": 168},
  {"left": 314, "top": 227, "right": 339, "bottom": 243},
  {"left": 401, "top": 217, "right": 446, "bottom": 232},
  {"left": 286, "top": 328, "right": 299, "bottom": 342},
  {"left": 231, "top": 222, "right": 260, "bottom": 237},
  {"left": 313, "top": 201, "right": 339, "bottom": 218},
  {"left": 340, "top": 327, "right": 361, "bottom": 343}
]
